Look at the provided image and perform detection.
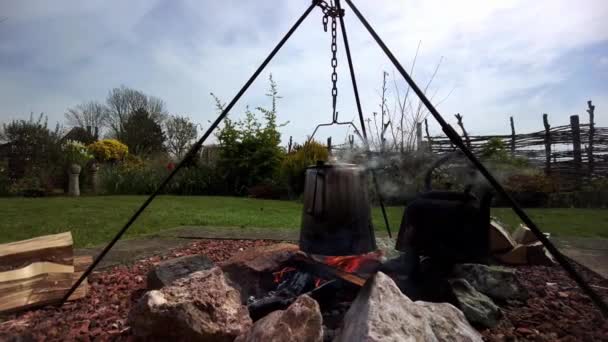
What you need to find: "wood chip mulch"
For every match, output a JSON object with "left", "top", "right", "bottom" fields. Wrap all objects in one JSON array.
[
  {"left": 1, "top": 239, "right": 607, "bottom": 341},
  {"left": 0, "top": 239, "right": 276, "bottom": 341},
  {"left": 481, "top": 262, "right": 608, "bottom": 341}
]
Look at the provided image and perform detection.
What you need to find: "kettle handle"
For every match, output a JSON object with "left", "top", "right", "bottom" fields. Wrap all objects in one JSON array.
[{"left": 307, "top": 170, "right": 325, "bottom": 217}]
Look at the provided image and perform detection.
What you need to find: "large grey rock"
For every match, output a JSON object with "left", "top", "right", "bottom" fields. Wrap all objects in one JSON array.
[
  {"left": 235, "top": 294, "right": 322, "bottom": 342},
  {"left": 129, "top": 267, "right": 252, "bottom": 342},
  {"left": 452, "top": 263, "right": 526, "bottom": 301},
  {"left": 335, "top": 272, "right": 482, "bottom": 342},
  {"left": 147, "top": 254, "right": 214, "bottom": 289},
  {"left": 449, "top": 278, "right": 502, "bottom": 328}
]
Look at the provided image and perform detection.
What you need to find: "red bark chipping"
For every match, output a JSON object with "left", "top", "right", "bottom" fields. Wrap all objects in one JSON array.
[
  {"left": 0, "top": 239, "right": 275, "bottom": 341},
  {"left": 1, "top": 239, "right": 607, "bottom": 341},
  {"left": 480, "top": 263, "right": 608, "bottom": 341}
]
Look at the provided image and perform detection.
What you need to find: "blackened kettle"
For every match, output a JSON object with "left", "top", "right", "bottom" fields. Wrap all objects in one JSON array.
[
  {"left": 395, "top": 151, "right": 492, "bottom": 264},
  {"left": 299, "top": 161, "right": 377, "bottom": 256}
]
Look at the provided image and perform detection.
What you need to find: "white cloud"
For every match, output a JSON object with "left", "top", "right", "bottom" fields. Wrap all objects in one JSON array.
[{"left": 0, "top": 0, "right": 607, "bottom": 143}]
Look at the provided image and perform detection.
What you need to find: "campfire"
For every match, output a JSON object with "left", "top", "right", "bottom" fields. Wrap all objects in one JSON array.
[
  {"left": 122, "top": 160, "right": 587, "bottom": 341},
  {"left": 249, "top": 250, "right": 383, "bottom": 323}
]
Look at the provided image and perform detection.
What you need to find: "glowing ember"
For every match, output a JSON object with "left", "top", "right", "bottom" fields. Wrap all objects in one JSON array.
[
  {"left": 323, "top": 250, "right": 383, "bottom": 274},
  {"left": 272, "top": 250, "right": 382, "bottom": 287},
  {"left": 273, "top": 267, "right": 296, "bottom": 283}
]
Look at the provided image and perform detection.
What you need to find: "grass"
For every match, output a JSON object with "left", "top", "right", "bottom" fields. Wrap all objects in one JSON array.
[{"left": 1, "top": 196, "right": 606, "bottom": 248}]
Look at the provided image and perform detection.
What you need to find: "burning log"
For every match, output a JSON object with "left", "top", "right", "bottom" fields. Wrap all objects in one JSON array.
[
  {"left": 289, "top": 253, "right": 370, "bottom": 287},
  {"left": 247, "top": 250, "right": 382, "bottom": 320}
]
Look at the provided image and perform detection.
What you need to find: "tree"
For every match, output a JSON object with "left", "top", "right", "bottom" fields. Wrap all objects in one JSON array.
[
  {"left": 367, "top": 41, "right": 454, "bottom": 152},
  {"left": 165, "top": 115, "right": 197, "bottom": 159},
  {"left": 64, "top": 101, "right": 108, "bottom": 132},
  {"left": 122, "top": 108, "right": 166, "bottom": 156},
  {"left": 1, "top": 113, "right": 63, "bottom": 187},
  {"left": 213, "top": 74, "right": 285, "bottom": 194},
  {"left": 105, "top": 85, "right": 168, "bottom": 139}
]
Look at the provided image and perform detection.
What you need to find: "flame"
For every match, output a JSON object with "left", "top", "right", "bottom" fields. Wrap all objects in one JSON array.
[
  {"left": 323, "top": 250, "right": 383, "bottom": 274},
  {"left": 273, "top": 267, "right": 296, "bottom": 283},
  {"left": 272, "top": 251, "right": 382, "bottom": 287}
]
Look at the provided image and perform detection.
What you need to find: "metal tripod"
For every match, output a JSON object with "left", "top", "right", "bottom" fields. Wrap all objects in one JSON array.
[{"left": 60, "top": 0, "right": 608, "bottom": 318}]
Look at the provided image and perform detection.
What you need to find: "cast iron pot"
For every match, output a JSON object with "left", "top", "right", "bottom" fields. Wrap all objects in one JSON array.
[{"left": 299, "top": 161, "right": 377, "bottom": 256}]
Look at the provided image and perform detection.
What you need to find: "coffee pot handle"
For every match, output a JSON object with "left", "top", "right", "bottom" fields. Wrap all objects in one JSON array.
[{"left": 307, "top": 170, "right": 325, "bottom": 217}]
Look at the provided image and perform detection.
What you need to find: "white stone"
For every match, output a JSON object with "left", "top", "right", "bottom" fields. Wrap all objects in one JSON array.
[{"left": 335, "top": 272, "right": 483, "bottom": 342}]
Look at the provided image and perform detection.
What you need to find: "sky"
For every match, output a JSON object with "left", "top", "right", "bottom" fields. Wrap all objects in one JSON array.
[{"left": 1, "top": 0, "right": 607, "bottom": 145}]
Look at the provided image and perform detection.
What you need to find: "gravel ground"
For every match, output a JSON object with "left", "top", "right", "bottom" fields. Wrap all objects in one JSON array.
[{"left": 1, "top": 239, "right": 607, "bottom": 341}]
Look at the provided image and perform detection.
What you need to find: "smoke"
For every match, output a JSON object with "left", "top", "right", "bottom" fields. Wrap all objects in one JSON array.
[{"left": 332, "top": 147, "right": 537, "bottom": 204}]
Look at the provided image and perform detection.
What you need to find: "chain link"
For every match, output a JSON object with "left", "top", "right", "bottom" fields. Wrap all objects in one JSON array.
[{"left": 316, "top": 0, "right": 344, "bottom": 122}]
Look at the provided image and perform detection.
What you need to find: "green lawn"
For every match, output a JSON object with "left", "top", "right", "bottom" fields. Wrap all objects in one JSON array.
[{"left": 1, "top": 196, "right": 606, "bottom": 247}]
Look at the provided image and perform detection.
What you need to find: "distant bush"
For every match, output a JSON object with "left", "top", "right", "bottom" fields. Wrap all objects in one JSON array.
[
  {"left": 504, "top": 171, "right": 556, "bottom": 193},
  {"left": 99, "top": 156, "right": 223, "bottom": 196},
  {"left": 167, "top": 164, "right": 222, "bottom": 196},
  {"left": 280, "top": 140, "right": 328, "bottom": 197},
  {"left": 8, "top": 175, "right": 46, "bottom": 197},
  {"left": 63, "top": 140, "right": 93, "bottom": 167},
  {"left": 88, "top": 139, "right": 128, "bottom": 162},
  {"left": 1, "top": 113, "right": 64, "bottom": 192},
  {"left": 99, "top": 161, "right": 164, "bottom": 195}
]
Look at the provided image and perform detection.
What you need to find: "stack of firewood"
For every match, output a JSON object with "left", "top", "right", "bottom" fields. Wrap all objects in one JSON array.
[
  {"left": 489, "top": 220, "right": 556, "bottom": 266},
  {"left": 0, "top": 232, "right": 91, "bottom": 314}
]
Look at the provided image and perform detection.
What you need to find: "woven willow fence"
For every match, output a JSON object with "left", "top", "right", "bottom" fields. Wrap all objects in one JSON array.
[{"left": 425, "top": 101, "right": 606, "bottom": 190}]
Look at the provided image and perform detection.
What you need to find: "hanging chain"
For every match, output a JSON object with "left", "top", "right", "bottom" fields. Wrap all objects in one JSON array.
[{"left": 316, "top": 0, "right": 344, "bottom": 123}]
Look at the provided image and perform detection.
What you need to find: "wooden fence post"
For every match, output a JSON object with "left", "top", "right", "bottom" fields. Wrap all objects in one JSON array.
[
  {"left": 416, "top": 122, "right": 424, "bottom": 151},
  {"left": 570, "top": 115, "right": 583, "bottom": 189},
  {"left": 543, "top": 114, "right": 552, "bottom": 173},
  {"left": 454, "top": 113, "right": 471, "bottom": 148},
  {"left": 424, "top": 119, "right": 433, "bottom": 153},
  {"left": 509, "top": 116, "right": 516, "bottom": 154},
  {"left": 571, "top": 115, "right": 582, "bottom": 164},
  {"left": 587, "top": 100, "right": 595, "bottom": 175}
]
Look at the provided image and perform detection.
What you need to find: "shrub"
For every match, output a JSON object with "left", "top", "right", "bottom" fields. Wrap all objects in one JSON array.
[
  {"left": 479, "top": 137, "right": 528, "bottom": 167},
  {"left": 63, "top": 140, "right": 93, "bottom": 167},
  {"left": 167, "top": 164, "right": 222, "bottom": 196},
  {"left": 99, "top": 156, "right": 223, "bottom": 196},
  {"left": 1, "top": 113, "right": 63, "bottom": 188},
  {"left": 504, "top": 171, "right": 555, "bottom": 193},
  {"left": 99, "top": 161, "right": 164, "bottom": 195},
  {"left": 280, "top": 140, "right": 328, "bottom": 197},
  {"left": 214, "top": 75, "right": 285, "bottom": 195},
  {"left": 88, "top": 139, "right": 128, "bottom": 162},
  {"left": 8, "top": 175, "right": 46, "bottom": 197}
]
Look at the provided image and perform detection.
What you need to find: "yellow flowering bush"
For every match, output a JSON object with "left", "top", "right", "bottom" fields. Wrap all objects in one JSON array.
[{"left": 87, "top": 139, "right": 128, "bottom": 162}]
